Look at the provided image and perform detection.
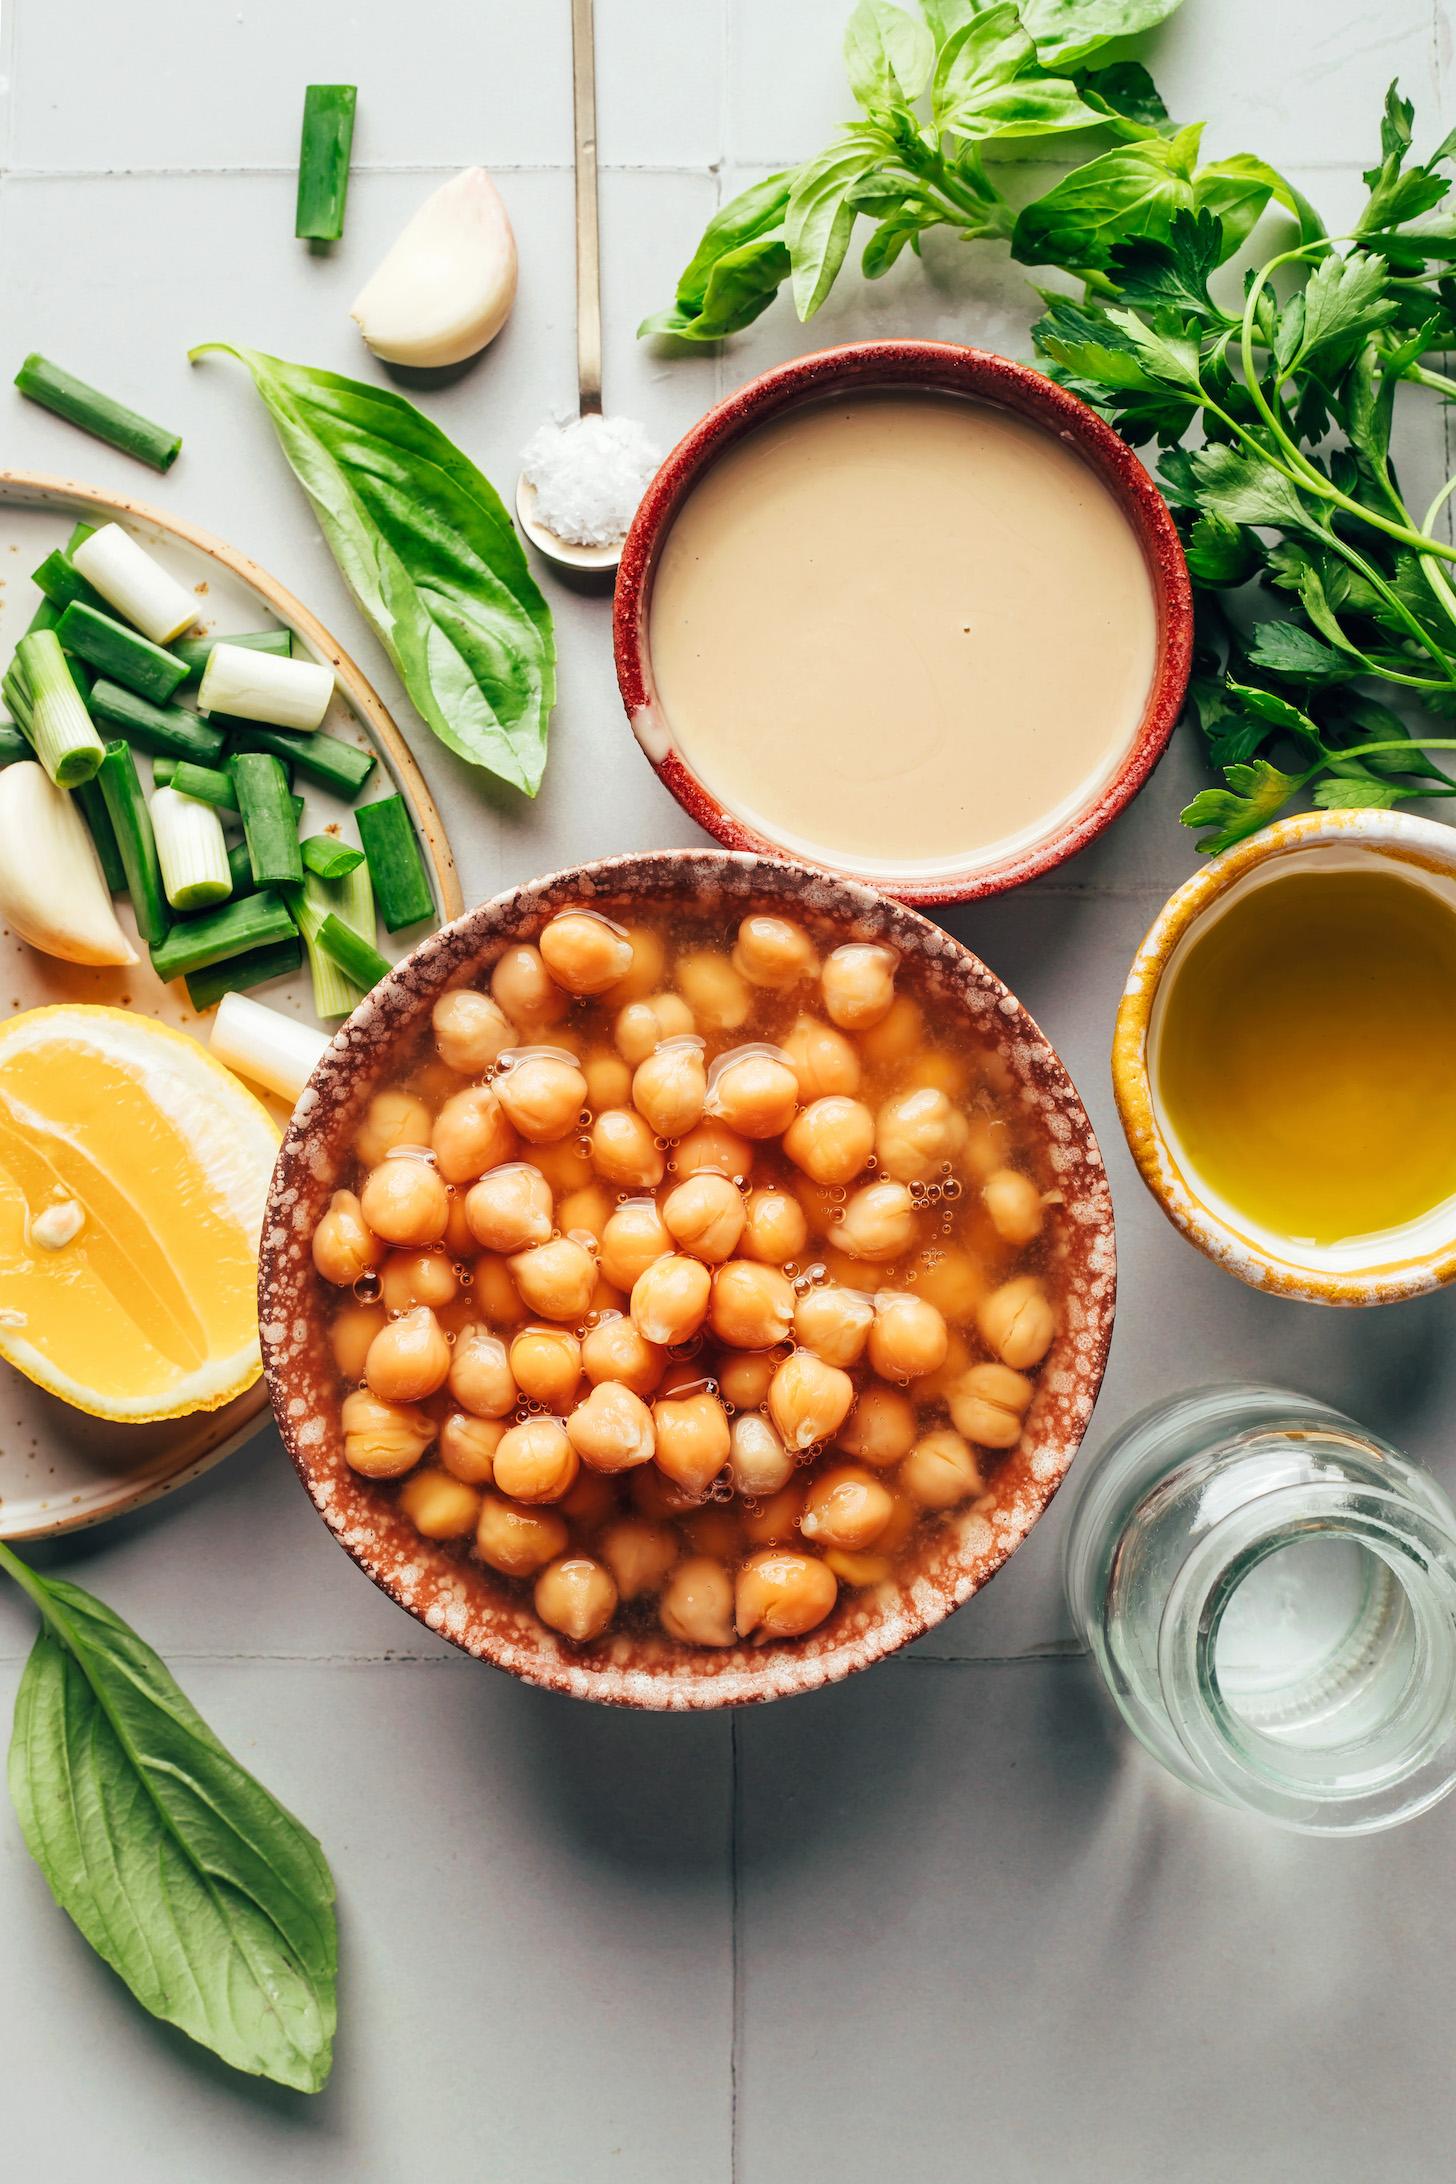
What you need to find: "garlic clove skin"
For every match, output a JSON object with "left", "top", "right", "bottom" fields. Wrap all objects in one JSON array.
[
  {"left": 0, "top": 763, "right": 137, "bottom": 968},
  {"left": 351, "top": 168, "right": 518, "bottom": 368}
]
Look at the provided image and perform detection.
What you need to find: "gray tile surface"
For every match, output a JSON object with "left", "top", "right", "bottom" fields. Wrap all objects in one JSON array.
[{"left": 2, "top": 0, "right": 1456, "bottom": 2177}]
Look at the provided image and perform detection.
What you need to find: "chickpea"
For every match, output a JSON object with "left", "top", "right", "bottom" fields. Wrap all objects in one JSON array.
[
  {"left": 769, "top": 1350, "right": 855, "bottom": 1452},
  {"left": 465, "top": 1162, "right": 554, "bottom": 1253},
  {"left": 379, "top": 1248, "right": 457, "bottom": 1315},
  {"left": 823, "top": 1547, "right": 894, "bottom": 1589},
  {"left": 682, "top": 1506, "right": 740, "bottom": 1561},
  {"left": 398, "top": 1467, "right": 482, "bottom": 1541},
  {"left": 432, "top": 987, "right": 512, "bottom": 1075},
  {"left": 876, "top": 1087, "right": 967, "bottom": 1184},
  {"left": 510, "top": 1236, "right": 597, "bottom": 1321},
  {"left": 673, "top": 1121, "right": 755, "bottom": 1183},
  {"left": 949, "top": 1361, "right": 1034, "bottom": 1448},
  {"left": 783, "top": 1096, "right": 875, "bottom": 1187},
  {"left": 448, "top": 1326, "right": 516, "bottom": 1417},
  {"left": 581, "top": 1310, "right": 666, "bottom": 1397},
  {"left": 918, "top": 1326, "right": 973, "bottom": 1405},
  {"left": 676, "top": 947, "right": 751, "bottom": 1031},
  {"left": 702, "top": 1055, "right": 796, "bottom": 1144},
  {"left": 630, "top": 1254, "right": 711, "bottom": 1346},
  {"left": 364, "top": 1306, "right": 451, "bottom": 1402},
  {"left": 838, "top": 1179, "right": 916, "bottom": 1263},
  {"left": 557, "top": 1180, "right": 614, "bottom": 1239},
  {"left": 444, "top": 1191, "right": 476, "bottom": 1262},
  {"left": 531, "top": 1137, "right": 594, "bottom": 1197},
  {"left": 782, "top": 1014, "right": 861, "bottom": 1101},
  {"left": 912, "top": 1244, "right": 986, "bottom": 1322},
  {"left": 632, "top": 1037, "right": 708, "bottom": 1140},
  {"left": 800, "top": 1465, "right": 894, "bottom": 1551},
  {"left": 631, "top": 1463, "right": 699, "bottom": 1522},
  {"left": 474, "top": 1253, "right": 526, "bottom": 1326},
  {"left": 439, "top": 1410, "right": 506, "bottom": 1484},
  {"left": 615, "top": 992, "right": 695, "bottom": 1066},
  {"left": 591, "top": 1107, "right": 666, "bottom": 1190},
  {"left": 579, "top": 1048, "right": 630, "bottom": 1114},
  {"left": 561, "top": 1469, "right": 618, "bottom": 1529},
  {"left": 354, "top": 1087, "right": 432, "bottom": 1170},
  {"left": 599, "top": 1198, "right": 673, "bottom": 1291},
  {"left": 312, "top": 1188, "right": 382, "bottom": 1286},
  {"left": 962, "top": 1113, "right": 1012, "bottom": 1183},
  {"left": 868, "top": 1292, "right": 949, "bottom": 1382},
  {"left": 821, "top": 942, "right": 897, "bottom": 1031},
  {"left": 901, "top": 1428, "right": 983, "bottom": 1510},
  {"left": 729, "top": 1411, "right": 794, "bottom": 1498},
  {"left": 341, "top": 1387, "right": 434, "bottom": 1478},
  {"left": 330, "top": 1300, "right": 386, "bottom": 1381},
  {"left": 611, "top": 923, "right": 667, "bottom": 1002},
  {"left": 709, "top": 1260, "right": 795, "bottom": 1350},
  {"left": 660, "top": 1556, "right": 736, "bottom": 1647},
  {"left": 736, "top": 1550, "right": 838, "bottom": 1642},
  {"left": 653, "top": 1389, "right": 731, "bottom": 1499},
  {"left": 493, "top": 1416, "right": 579, "bottom": 1503},
  {"left": 490, "top": 942, "right": 568, "bottom": 1026},
  {"left": 817, "top": 1245, "right": 883, "bottom": 1295},
  {"left": 359, "top": 1153, "right": 449, "bottom": 1248},
  {"left": 741, "top": 1189, "right": 808, "bottom": 1266},
  {"left": 793, "top": 1284, "right": 874, "bottom": 1368},
  {"left": 663, "top": 1172, "right": 746, "bottom": 1264},
  {"left": 837, "top": 1382, "right": 917, "bottom": 1467},
  {"left": 509, "top": 1325, "right": 583, "bottom": 1410},
  {"left": 496, "top": 1051, "right": 589, "bottom": 1144},
  {"left": 717, "top": 1350, "right": 775, "bottom": 1409},
  {"left": 977, "top": 1275, "right": 1056, "bottom": 1370},
  {"left": 743, "top": 1481, "right": 805, "bottom": 1546},
  {"left": 539, "top": 908, "right": 634, "bottom": 996},
  {"left": 731, "top": 913, "right": 818, "bottom": 991},
  {"left": 856, "top": 991, "right": 924, "bottom": 1068},
  {"left": 532, "top": 1553, "right": 618, "bottom": 1641},
  {"left": 601, "top": 1518, "right": 678, "bottom": 1600},
  {"left": 476, "top": 1495, "right": 569, "bottom": 1577},
  {"left": 566, "top": 1381, "right": 656, "bottom": 1473},
  {"left": 432, "top": 1084, "right": 516, "bottom": 1185},
  {"left": 982, "top": 1167, "right": 1046, "bottom": 1247},
  {"left": 917, "top": 1050, "right": 971, "bottom": 1101}
]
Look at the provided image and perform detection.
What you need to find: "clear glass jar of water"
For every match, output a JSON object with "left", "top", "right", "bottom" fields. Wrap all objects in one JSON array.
[{"left": 1064, "top": 1385, "right": 1456, "bottom": 1833}]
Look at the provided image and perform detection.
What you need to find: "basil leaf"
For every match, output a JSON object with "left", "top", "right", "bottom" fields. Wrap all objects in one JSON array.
[
  {"left": 932, "top": 4, "right": 1099, "bottom": 140},
  {"left": 672, "top": 171, "right": 794, "bottom": 313},
  {"left": 1073, "top": 61, "right": 1172, "bottom": 140},
  {"left": 787, "top": 134, "right": 885, "bottom": 318},
  {"left": 1020, "top": 0, "right": 1185, "bottom": 70},
  {"left": 192, "top": 345, "right": 555, "bottom": 797},
  {"left": 646, "top": 234, "right": 792, "bottom": 341},
  {"left": 3, "top": 1548, "right": 336, "bottom": 2092},
  {"left": 844, "top": 0, "right": 934, "bottom": 109},
  {"left": 918, "top": 0, "right": 974, "bottom": 43},
  {"left": 1012, "top": 125, "right": 1204, "bottom": 268}
]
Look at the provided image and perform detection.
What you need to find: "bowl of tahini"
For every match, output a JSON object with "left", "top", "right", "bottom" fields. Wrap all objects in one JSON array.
[{"left": 614, "top": 341, "right": 1192, "bottom": 906}]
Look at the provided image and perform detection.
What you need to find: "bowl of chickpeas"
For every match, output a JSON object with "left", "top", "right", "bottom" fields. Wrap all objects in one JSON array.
[{"left": 261, "top": 852, "right": 1116, "bottom": 1707}]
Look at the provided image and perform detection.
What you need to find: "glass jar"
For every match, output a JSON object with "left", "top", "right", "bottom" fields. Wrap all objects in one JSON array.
[{"left": 1064, "top": 1385, "right": 1456, "bottom": 1833}]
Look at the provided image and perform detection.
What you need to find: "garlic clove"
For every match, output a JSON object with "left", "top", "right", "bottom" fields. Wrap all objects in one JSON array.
[
  {"left": 350, "top": 168, "right": 518, "bottom": 368},
  {"left": 0, "top": 763, "right": 137, "bottom": 968}
]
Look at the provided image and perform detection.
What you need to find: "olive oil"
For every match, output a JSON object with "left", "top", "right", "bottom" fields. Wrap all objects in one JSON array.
[{"left": 1156, "top": 865, "right": 1456, "bottom": 1246}]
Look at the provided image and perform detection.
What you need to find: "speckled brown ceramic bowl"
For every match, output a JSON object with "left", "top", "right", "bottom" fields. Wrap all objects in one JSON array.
[
  {"left": 262, "top": 851, "right": 1116, "bottom": 1708},
  {"left": 614, "top": 340, "right": 1192, "bottom": 906}
]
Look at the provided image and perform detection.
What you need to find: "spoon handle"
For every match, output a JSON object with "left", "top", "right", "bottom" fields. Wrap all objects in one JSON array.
[{"left": 572, "top": 0, "right": 603, "bottom": 418}]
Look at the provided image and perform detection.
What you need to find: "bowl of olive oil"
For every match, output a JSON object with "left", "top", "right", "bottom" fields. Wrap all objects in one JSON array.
[{"left": 1114, "top": 809, "right": 1456, "bottom": 1304}]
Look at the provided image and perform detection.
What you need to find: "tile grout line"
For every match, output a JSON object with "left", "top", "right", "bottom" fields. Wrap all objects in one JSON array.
[
  {"left": 729, "top": 1708, "right": 742, "bottom": 2184},
  {"left": 0, "top": 160, "right": 707, "bottom": 182}
]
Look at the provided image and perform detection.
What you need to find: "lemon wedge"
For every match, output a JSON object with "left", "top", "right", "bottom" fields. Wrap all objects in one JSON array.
[{"left": 0, "top": 1006, "right": 280, "bottom": 1421}]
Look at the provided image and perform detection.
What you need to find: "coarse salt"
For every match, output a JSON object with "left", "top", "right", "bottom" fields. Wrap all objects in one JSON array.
[{"left": 520, "top": 412, "right": 662, "bottom": 548}]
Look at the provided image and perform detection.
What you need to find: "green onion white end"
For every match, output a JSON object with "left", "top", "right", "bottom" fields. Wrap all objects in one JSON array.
[
  {"left": 197, "top": 642, "right": 334, "bottom": 730},
  {"left": 150, "top": 785, "right": 233, "bottom": 911},
  {"left": 71, "top": 524, "right": 198, "bottom": 645},
  {"left": 0, "top": 762, "right": 137, "bottom": 966},
  {"left": 288, "top": 861, "right": 374, "bottom": 1019},
  {"left": 14, "top": 631, "right": 104, "bottom": 788},
  {"left": 209, "top": 992, "right": 329, "bottom": 1103}
]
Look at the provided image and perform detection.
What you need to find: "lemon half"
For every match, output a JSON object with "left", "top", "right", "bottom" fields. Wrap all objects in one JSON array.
[{"left": 0, "top": 1006, "right": 280, "bottom": 1421}]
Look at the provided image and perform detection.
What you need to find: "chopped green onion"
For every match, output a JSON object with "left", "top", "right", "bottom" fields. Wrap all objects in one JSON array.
[
  {"left": 30, "top": 550, "right": 107, "bottom": 617},
  {"left": 153, "top": 758, "right": 238, "bottom": 811},
  {"left": 76, "top": 776, "right": 127, "bottom": 892},
  {"left": 173, "top": 628, "right": 291, "bottom": 688},
  {"left": 14, "top": 355, "right": 182, "bottom": 473},
  {"left": 233, "top": 750, "right": 302, "bottom": 887},
  {"left": 0, "top": 724, "right": 32, "bottom": 768},
  {"left": 88, "top": 680, "right": 227, "bottom": 764},
  {"left": 287, "top": 871, "right": 360, "bottom": 1019},
  {"left": 66, "top": 522, "right": 97, "bottom": 553},
  {"left": 185, "top": 936, "right": 303, "bottom": 1013},
  {"left": 2, "top": 668, "right": 33, "bottom": 737},
  {"left": 210, "top": 991, "right": 330, "bottom": 1103},
  {"left": 15, "top": 631, "right": 104, "bottom": 786},
  {"left": 24, "top": 599, "right": 60, "bottom": 638},
  {"left": 55, "top": 602, "right": 188, "bottom": 704},
  {"left": 97, "top": 742, "right": 169, "bottom": 946},
  {"left": 296, "top": 86, "right": 357, "bottom": 244},
  {"left": 317, "top": 913, "right": 391, "bottom": 993},
  {"left": 222, "top": 722, "right": 375, "bottom": 797},
  {"left": 300, "top": 833, "right": 365, "bottom": 880},
  {"left": 197, "top": 643, "right": 332, "bottom": 730},
  {"left": 72, "top": 524, "right": 198, "bottom": 645},
  {"left": 355, "top": 793, "right": 433, "bottom": 930},
  {"left": 150, "top": 891, "right": 296, "bottom": 983},
  {"left": 227, "top": 837, "right": 259, "bottom": 897},
  {"left": 151, "top": 786, "right": 233, "bottom": 911}
]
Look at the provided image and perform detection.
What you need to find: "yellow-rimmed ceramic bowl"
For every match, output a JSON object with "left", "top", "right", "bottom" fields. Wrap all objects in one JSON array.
[{"left": 1113, "top": 809, "right": 1456, "bottom": 1306}]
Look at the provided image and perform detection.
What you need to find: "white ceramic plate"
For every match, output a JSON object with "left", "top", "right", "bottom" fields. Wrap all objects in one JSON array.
[{"left": 0, "top": 470, "right": 463, "bottom": 1539}]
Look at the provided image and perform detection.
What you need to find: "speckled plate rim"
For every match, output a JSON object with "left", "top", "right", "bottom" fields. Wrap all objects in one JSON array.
[
  {"left": 0, "top": 469, "right": 464, "bottom": 1540},
  {"left": 261, "top": 849, "right": 1118, "bottom": 1710},
  {"left": 1112, "top": 808, "right": 1456, "bottom": 1306},
  {"left": 613, "top": 339, "right": 1193, "bottom": 908}
]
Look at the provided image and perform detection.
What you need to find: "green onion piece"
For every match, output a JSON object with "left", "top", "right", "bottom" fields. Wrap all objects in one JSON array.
[
  {"left": 173, "top": 628, "right": 291, "bottom": 688},
  {"left": 233, "top": 750, "right": 302, "bottom": 888},
  {"left": 15, "top": 355, "right": 182, "bottom": 473},
  {"left": 227, "top": 837, "right": 259, "bottom": 897},
  {"left": 296, "top": 85, "right": 357, "bottom": 244},
  {"left": 88, "top": 679, "right": 227, "bottom": 764},
  {"left": 291, "top": 792, "right": 305, "bottom": 825},
  {"left": 66, "top": 521, "right": 97, "bottom": 553},
  {"left": 150, "top": 891, "right": 296, "bottom": 983},
  {"left": 151, "top": 786, "right": 233, "bottom": 911},
  {"left": 30, "top": 550, "right": 107, "bottom": 617},
  {"left": 286, "top": 871, "right": 360, "bottom": 1019},
  {"left": 76, "top": 775, "right": 127, "bottom": 891},
  {"left": 97, "top": 742, "right": 169, "bottom": 946},
  {"left": 15, "top": 631, "right": 104, "bottom": 786},
  {"left": 185, "top": 936, "right": 303, "bottom": 1013},
  {"left": 355, "top": 793, "right": 433, "bottom": 930},
  {"left": 55, "top": 602, "right": 188, "bottom": 704},
  {"left": 24, "top": 599, "right": 60, "bottom": 638},
  {"left": 317, "top": 913, "right": 391, "bottom": 993},
  {"left": 2, "top": 668, "right": 33, "bottom": 738},
  {"left": 300, "top": 834, "right": 365, "bottom": 880},
  {"left": 153, "top": 758, "right": 238, "bottom": 811},
  {"left": 0, "top": 723, "right": 33, "bottom": 768},
  {"left": 223, "top": 722, "right": 375, "bottom": 797}
]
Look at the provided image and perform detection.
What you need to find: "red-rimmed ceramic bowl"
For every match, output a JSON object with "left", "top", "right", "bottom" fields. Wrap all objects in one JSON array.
[
  {"left": 261, "top": 850, "right": 1116, "bottom": 1709},
  {"left": 614, "top": 340, "right": 1192, "bottom": 906}
]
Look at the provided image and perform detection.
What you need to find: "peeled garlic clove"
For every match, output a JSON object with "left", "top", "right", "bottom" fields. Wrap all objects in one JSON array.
[
  {"left": 0, "top": 763, "right": 136, "bottom": 967},
  {"left": 351, "top": 168, "right": 518, "bottom": 367}
]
